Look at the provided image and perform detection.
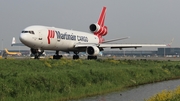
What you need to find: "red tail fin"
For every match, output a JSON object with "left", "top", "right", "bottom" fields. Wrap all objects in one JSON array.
[
  {"left": 97, "top": 7, "right": 106, "bottom": 26},
  {"left": 89, "top": 7, "right": 108, "bottom": 43}
]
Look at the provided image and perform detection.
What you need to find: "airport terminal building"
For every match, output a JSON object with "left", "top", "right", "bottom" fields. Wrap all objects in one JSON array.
[{"left": 102, "top": 48, "right": 180, "bottom": 57}]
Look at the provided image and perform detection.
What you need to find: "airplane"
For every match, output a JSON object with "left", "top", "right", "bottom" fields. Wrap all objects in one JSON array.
[
  {"left": 12, "top": 6, "right": 169, "bottom": 59},
  {"left": 4, "top": 48, "right": 21, "bottom": 56}
]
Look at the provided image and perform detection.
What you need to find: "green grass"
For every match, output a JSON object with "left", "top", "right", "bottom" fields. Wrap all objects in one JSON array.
[
  {"left": 0, "top": 59, "right": 180, "bottom": 101},
  {"left": 146, "top": 86, "right": 180, "bottom": 101}
]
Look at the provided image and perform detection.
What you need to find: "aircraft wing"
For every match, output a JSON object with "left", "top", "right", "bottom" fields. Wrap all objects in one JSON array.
[
  {"left": 75, "top": 43, "right": 167, "bottom": 49},
  {"left": 11, "top": 37, "right": 25, "bottom": 46},
  {"left": 75, "top": 38, "right": 173, "bottom": 49},
  {"left": 98, "top": 43, "right": 166, "bottom": 49},
  {"left": 102, "top": 37, "right": 129, "bottom": 43},
  {"left": 75, "top": 37, "right": 174, "bottom": 49}
]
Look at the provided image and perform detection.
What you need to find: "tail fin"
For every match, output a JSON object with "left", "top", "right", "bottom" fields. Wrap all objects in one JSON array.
[
  {"left": 4, "top": 48, "right": 9, "bottom": 54},
  {"left": 11, "top": 37, "right": 16, "bottom": 46},
  {"left": 97, "top": 7, "right": 106, "bottom": 26},
  {"left": 166, "top": 38, "right": 174, "bottom": 46},
  {"left": 89, "top": 6, "right": 108, "bottom": 43}
]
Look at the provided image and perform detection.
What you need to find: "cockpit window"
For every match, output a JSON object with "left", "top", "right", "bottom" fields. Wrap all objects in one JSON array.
[
  {"left": 22, "top": 31, "right": 35, "bottom": 34},
  {"left": 21, "top": 31, "right": 28, "bottom": 33},
  {"left": 29, "top": 31, "right": 35, "bottom": 34}
]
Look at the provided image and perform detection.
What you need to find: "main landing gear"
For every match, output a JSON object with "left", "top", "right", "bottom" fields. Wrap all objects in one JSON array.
[
  {"left": 72, "top": 51, "right": 97, "bottom": 60},
  {"left": 87, "top": 55, "right": 97, "bottom": 60},
  {"left": 51, "top": 51, "right": 97, "bottom": 60},
  {"left": 73, "top": 51, "right": 79, "bottom": 59},
  {"left": 53, "top": 51, "right": 63, "bottom": 59}
]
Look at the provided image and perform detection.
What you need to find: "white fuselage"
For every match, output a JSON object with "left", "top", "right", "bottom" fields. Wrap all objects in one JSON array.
[{"left": 19, "top": 25, "right": 99, "bottom": 52}]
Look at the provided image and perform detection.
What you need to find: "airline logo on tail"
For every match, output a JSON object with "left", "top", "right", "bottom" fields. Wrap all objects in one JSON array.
[
  {"left": 47, "top": 30, "right": 55, "bottom": 44},
  {"left": 89, "top": 6, "right": 107, "bottom": 43}
]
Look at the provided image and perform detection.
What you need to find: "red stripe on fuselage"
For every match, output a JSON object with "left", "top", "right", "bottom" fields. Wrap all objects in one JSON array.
[
  {"left": 50, "top": 30, "right": 55, "bottom": 38},
  {"left": 47, "top": 30, "right": 55, "bottom": 44}
]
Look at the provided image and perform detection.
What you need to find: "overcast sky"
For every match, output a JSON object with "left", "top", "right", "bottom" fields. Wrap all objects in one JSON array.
[{"left": 0, "top": 0, "right": 180, "bottom": 50}]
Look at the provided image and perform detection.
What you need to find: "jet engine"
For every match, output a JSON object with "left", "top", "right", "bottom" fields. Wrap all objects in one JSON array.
[
  {"left": 89, "top": 23, "right": 107, "bottom": 36},
  {"left": 86, "top": 46, "right": 100, "bottom": 56}
]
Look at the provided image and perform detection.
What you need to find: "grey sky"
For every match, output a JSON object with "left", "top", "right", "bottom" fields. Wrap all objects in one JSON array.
[{"left": 0, "top": 0, "right": 180, "bottom": 50}]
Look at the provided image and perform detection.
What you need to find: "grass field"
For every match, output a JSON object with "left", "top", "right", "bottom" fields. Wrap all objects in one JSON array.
[
  {"left": 146, "top": 86, "right": 180, "bottom": 101},
  {"left": 0, "top": 58, "right": 180, "bottom": 101}
]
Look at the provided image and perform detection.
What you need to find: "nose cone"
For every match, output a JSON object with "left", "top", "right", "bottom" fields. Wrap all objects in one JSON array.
[
  {"left": 19, "top": 33, "right": 33, "bottom": 47},
  {"left": 19, "top": 33, "right": 28, "bottom": 44}
]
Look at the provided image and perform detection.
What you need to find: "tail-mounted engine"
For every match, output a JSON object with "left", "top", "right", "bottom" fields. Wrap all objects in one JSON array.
[
  {"left": 89, "top": 7, "right": 108, "bottom": 43},
  {"left": 89, "top": 23, "right": 107, "bottom": 36},
  {"left": 86, "top": 46, "right": 100, "bottom": 56}
]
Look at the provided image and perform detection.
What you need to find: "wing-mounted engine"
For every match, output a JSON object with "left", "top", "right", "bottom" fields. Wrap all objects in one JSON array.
[
  {"left": 89, "top": 23, "right": 107, "bottom": 36},
  {"left": 86, "top": 46, "right": 100, "bottom": 56}
]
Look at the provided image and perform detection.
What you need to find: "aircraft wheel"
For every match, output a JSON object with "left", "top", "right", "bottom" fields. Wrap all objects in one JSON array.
[
  {"left": 87, "top": 56, "right": 97, "bottom": 60},
  {"left": 53, "top": 55, "right": 62, "bottom": 59},
  {"left": 94, "top": 56, "right": 97, "bottom": 59},
  {"left": 34, "top": 55, "right": 39, "bottom": 59},
  {"left": 73, "top": 55, "right": 79, "bottom": 59},
  {"left": 34, "top": 53, "right": 40, "bottom": 59},
  {"left": 53, "top": 55, "right": 57, "bottom": 59}
]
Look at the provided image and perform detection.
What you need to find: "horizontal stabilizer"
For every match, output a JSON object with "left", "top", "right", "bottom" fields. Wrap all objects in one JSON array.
[{"left": 102, "top": 37, "right": 130, "bottom": 43}]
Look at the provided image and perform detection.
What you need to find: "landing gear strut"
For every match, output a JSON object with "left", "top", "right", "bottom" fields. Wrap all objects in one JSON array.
[
  {"left": 73, "top": 51, "right": 79, "bottom": 59},
  {"left": 31, "top": 48, "right": 43, "bottom": 59},
  {"left": 34, "top": 52, "right": 41, "bottom": 59},
  {"left": 53, "top": 51, "right": 62, "bottom": 59}
]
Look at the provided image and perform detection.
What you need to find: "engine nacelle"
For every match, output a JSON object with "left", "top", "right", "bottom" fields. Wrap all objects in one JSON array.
[
  {"left": 86, "top": 46, "right": 100, "bottom": 56},
  {"left": 89, "top": 23, "right": 107, "bottom": 36},
  {"left": 89, "top": 23, "right": 100, "bottom": 32}
]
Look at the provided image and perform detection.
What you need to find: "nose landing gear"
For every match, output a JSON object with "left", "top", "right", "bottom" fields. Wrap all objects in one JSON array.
[
  {"left": 31, "top": 48, "right": 44, "bottom": 59},
  {"left": 53, "top": 51, "right": 63, "bottom": 59}
]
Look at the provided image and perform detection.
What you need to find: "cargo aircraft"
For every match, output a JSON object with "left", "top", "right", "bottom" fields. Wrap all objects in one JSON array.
[
  {"left": 4, "top": 48, "right": 21, "bottom": 56},
  {"left": 12, "top": 7, "right": 169, "bottom": 59}
]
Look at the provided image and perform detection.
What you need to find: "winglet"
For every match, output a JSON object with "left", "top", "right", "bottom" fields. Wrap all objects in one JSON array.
[{"left": 166, "top": 38, "right": 174, "bottom": 46}]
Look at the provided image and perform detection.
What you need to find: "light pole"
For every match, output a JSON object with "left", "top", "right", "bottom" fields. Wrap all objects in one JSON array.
[
  {"left": 124, "top": 50, "right": 126, "bottom": 57},
  {"left": 164, "top": 47, "right": 165, "bottom": 57},
  {"left": 1, "top": 39, "right": 3, "bottom": 56},
  {"left": 164, "top": 40, "right": 166, "bottom": 57}
]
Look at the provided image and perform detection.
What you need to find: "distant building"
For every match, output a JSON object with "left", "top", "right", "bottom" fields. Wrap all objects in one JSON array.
[
  {"left": 157, "top": 48, "right": 180, "bottom": 57},
  {"left": 102, "top": 47, "right": 180, "bottom": 57},
  {"left": 2, "top": 48, "right": 180, "bottom": 58}
]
